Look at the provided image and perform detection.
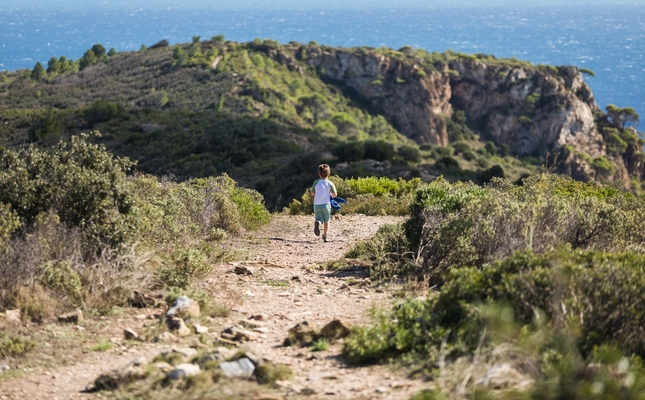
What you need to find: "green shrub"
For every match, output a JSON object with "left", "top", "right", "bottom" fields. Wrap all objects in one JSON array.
[
  {"left": 592, "top": 156, "right": 614, "bottom": 175},
  {"left": 364, "top": 140, "right": 395, "bottom": 161},
  {"left": 0, "top": 133, "right": 137, "bottom": 248},
  {"left": 434, "top": 156, "right": 460, "bottom": 171},
  {"left": 0, "top": 334, "right": 36, "bottom": 357},
  {"left": 85, "top": 100, "right": 120, "bottom": 124},
  {"left": 451, "top": 141, "right": 470, "bottom": 155},
  {"left": 27, "top": 110, "right": 62, "bottom": 143},
  {"left": 332, "top": 141, "right": 365, "bottom": 162},
  {"left": 398, "top": 145, "right": 422, "bottom": 163},
  {"left": 156, "top": 248, "right": 210, "bottom": 289},
  {"left": 40, "top": 261, "right": 83, "bottom": 304}
]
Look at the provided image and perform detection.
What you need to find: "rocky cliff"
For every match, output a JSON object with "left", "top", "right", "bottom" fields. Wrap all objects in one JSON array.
[
  {"left": 296, "top": 46, "right": 604, "bottom": 158},
  {"left": 302, "top": 47, "right": 452, "bottom": 145}
]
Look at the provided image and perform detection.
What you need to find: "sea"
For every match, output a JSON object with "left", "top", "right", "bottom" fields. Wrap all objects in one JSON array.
[{"left": 1, "top": 4, "right": 644, "bottom": 118}]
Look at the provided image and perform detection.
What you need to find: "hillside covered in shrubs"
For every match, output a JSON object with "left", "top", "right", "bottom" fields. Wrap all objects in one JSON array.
[
  {"left": 343, "top": 175, "right": 645, "bottom": 398},
  {"left": 1, "top": 37, "right": 644, "bottom": 208}
]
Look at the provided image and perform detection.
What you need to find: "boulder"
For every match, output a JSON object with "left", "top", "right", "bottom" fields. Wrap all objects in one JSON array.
[
  {"left": 167, "top": 363, "right": 201, "bottom": 380},
  {"left": 167, "top": 317, "right": 191, "bottom": 337},
  {"left": 167, "top": 296, "right": 200, "bottom": 319},
  {"left": 58, "top": 310, "right": 83, "bottom": 324},
  {"left": 320, "top": 319, "right": 351, "bottom": 340},
  {"left": 219, "top": 357, "right": 255, "bottom": 378},
  {"left": 285, "top": 321, "right": 317, "bottom": 346},
  {"left": 5, "top": 309, "right": 21, "bottom": 324},
  {"left": 123, "top": 328, "right": 139, "bottom": 340}
]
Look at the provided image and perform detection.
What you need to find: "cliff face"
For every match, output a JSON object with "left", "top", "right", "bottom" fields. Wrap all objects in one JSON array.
[
  {"left": 303, "top": 47, "right": 452, "bottom": 145},
  {"left": 449, "top": 59, "right": 603, "bottom": 158},
  {"left": 298, "top": 47, "right": 605, "bottom": 161}
]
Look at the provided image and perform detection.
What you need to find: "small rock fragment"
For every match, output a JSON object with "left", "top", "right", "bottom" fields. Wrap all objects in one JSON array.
[
  {"left": 154, "top": 332, "right": 178, "bottom": 343},
  {"left": 240, "top": 319, "right": 266, "bottom": 329},
  {"left": 250, "top": 313, "right": 269, "bottom": 321},
  {"left": 320, "top": 319, "right": 351, "bottom": 340},
  {"left": 219, "top": 357, "right": 255, "bottom": 378},
  {"left": 375, "top": 387, "right": 388, "bottom": 393},
  {"left": 193, "top": 324, "right": 209, "bottom": 334},
  {"left": 221, "top": 325, "right": 258, "bottom": 342},
  {"left": 285, "top": 321, "right": 317, "bottom": 346},
  {"left": 153, "top": 362, "right": 173, "bottom": 373},
  {"left": 94, "top": 357, "right": 148, "bottom": 390},
  {"left": 123, "top": 328, "right": 139, "bottom": 340},
  {"left": 254, "top": 395, "right": 285, "bottom": 400},
  {"left": 167, "top": 363, "right": 201, "bottom": 380},
  {"left": 167, "top": 296, "right": 200, "bottom": 319},
  {"left": 58, "top": 310, "right": 83, "bottom": 324},
  {"left": 129, "top": 290, "right": 156, "bottom": 308},
  {"left": 168, "top": 317, "right": 191, "bottom": 336},
  {"left": 0, "top": 364, "right": 10, "bottom": 373},
  {"left": 234, "top": 265, "right": 254, "bottom": 275}
]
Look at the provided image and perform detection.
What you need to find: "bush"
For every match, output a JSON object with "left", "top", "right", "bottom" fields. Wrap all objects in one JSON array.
[
  {"left": 402, "top": 175, "right": 645, "bottom": 283},
  {"left": 434, "top": 156, "right": 460, "bottom": 171},
  {"left": 85, "top": 100, "right": 120, "bottom": 124},
  {"left": 156, "top": 248, "right": 210, "bottom": 289},
  {"left": 397, "top": 145, "right": 422, "bottom": 163},
  {"left": 364, "top": 140, "right": 395, "bottom": 161},
  {"left": 0, "top": 334, "right": 36, "bottom": 358},
  {"left": 332, "top": 141, "right": 364, "bottom": 162},
  {"left": 451, "top": 141, "right": 470, "bottom": 155},
  {"left": 0, "top": 133, "right": 137, "bottom": 248}
]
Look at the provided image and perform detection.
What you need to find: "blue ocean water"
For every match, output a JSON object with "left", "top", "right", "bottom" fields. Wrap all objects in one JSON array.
[{"left": 1, "top": 5, "right": 644, "bottom": 117}]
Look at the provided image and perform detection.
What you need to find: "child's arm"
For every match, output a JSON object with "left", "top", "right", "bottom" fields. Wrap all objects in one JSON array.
[{"left": 330, "top": 181, "right": 337, "bottom": 198}]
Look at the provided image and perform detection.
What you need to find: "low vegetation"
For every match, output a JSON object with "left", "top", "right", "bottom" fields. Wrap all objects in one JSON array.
[
  {"left": 344, "top": 174, "right": 645, "bottom": 397},
  {"left": 0, "top": 134, "right": 270, "bottom": 324}
]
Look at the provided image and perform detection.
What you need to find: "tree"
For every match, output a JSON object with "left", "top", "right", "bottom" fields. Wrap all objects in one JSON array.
[
  {"left": 47, "top": 57, "right": 61, "bottom": 74},
  {"left": 107, "top": 47, "right": 117, "bottom": 57},
  {"left": 31, "top": 62, "right": 47, "bottom": 81},
  {"left": 212, "top": 34, "right": 225, "bottom": 44},
  {"left": 606, "top": 104, "right": 640, "bottom": 129},
  {"left": 192, "top": 35, "right": 201, "bottom": 43},
  {"left": 91, "top": 44, "right": 106, "bottom": 59},
  {"left": 79, "top": 49, "right": 97, "bottom": 70}
]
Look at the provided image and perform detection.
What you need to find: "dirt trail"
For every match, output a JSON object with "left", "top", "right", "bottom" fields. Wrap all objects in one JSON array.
[{"left": 0, "top": 215, "right": 430, "bottom": 399}]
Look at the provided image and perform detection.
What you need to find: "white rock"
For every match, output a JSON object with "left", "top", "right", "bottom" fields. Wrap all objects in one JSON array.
[{"left": 167, "top": 363, "right": 201, "bottom": 380}]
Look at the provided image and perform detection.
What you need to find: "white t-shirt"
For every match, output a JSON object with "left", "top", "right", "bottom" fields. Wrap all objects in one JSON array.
[{"left": 311, "top": 179, "right": 337, "bottom": 205}]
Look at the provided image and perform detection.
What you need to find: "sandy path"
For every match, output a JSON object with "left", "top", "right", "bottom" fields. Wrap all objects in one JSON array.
[{"left": 0, "top": 214, "right": 430, "bottom": 399}]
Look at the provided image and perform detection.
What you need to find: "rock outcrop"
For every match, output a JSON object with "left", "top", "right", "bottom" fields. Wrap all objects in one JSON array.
[
  {"left": 303, "top": 47, "right": 452, "bottom": 145},
  {"left": 449, "top": 58, "right": 603, "bottom": 158}
]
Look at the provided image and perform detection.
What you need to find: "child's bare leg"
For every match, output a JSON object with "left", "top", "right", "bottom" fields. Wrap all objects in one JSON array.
[{"left": 323, "top": 222, "right": 330, "bottom": 235}]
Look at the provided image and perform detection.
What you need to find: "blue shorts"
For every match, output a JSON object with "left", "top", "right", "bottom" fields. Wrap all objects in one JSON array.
[{"left": 313, "top": 203, "right": 332, "bottom": 223}]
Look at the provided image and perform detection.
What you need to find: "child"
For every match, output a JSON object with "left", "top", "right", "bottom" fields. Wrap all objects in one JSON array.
[{"left": 310, "top": 164, "right": 337, "bottom": 242}]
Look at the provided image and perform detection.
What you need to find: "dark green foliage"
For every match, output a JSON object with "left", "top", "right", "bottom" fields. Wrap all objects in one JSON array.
[
  {"left": 477, "top": 164, "right": 505, "bottom": 184},
  {"left": 107, "top": 48, "right": 117, "bottom": 57},
  {"left": 79, "top": 49, "right": 97, "bottom": 70},
  {"left": 0, "top": 133, "right": 137, "bottom": 247},
  {"left": 91, "top": 44, "right": 107, "bottom": 59},
  {"left": 84, "top": 100, "right": 120, "bottom": 124},
  {"left": 579, "top": 67, "right": 595, "bottom": 77},
  {"left": 435, "top": 156, "right": 460, "bottom": 171},
  {"left": 364, "top": 140, "right": 395, "bottom": 161},
  {"left": 27, "top": 109, "right": 61, "bottom": 143},
  {"left": 47, "top": 57, "right": 61, "bottom": 74},
  {"left": 484, "top": 141, "right": 498, "bottom": 156},
  {"left": 606, "top": 104, "right": 640, "bottom": 129},
  {"left": 451, "top": 141, "right": 470, "bottom": 155},
  {"left": 156, "top": 247, "right": 209, "bottom": 289},
  {"left": 31, "top": 62, "right": 46, "bottom": 81},
  {"left": 397, "top": 144, "right": 421, "bottom": 162},
  {"left": 332, "top": 141, "right": 364, "bottom": 162}
]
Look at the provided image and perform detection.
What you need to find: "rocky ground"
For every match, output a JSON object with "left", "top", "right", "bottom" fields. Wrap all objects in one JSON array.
[{"left": 0, "top": 214, "right": 432, "bottom": 399}]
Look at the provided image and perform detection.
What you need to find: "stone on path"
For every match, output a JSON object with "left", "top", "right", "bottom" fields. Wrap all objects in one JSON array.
[
  {"left": 234, "top": 265, "right": 255, "bottom": 276},
  {"left": 58, "top": 310, "right": 83, "bottom": 324},
  {"left": 168, "top": 317, "right": 191, "bottom": 336},
  {"left": 155, "top": 332, "right": 178, "bottom": 343},
  {"left": 320, "top": 319, "right": 351, "bottom": 340},
  {"left": 219, "top": 357, "right": 255, "bottom": 378},
  {"left": 193, "top": 323, "right": 209, "bottom": 334},
  {"left": 123, "top": 328, "right": 139, "bottom": 340},
  {"left": 94, "top": 357, "right": 148, "bottom": 390},
  {"left": 285, "top": 321, "right": 317, "bottom": 346},
  {"left": 167, "top": 363, "right": 201, "bottom": 380},
  {"left": 167, "top": 296, "right": 200, "bottom": 319}
]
